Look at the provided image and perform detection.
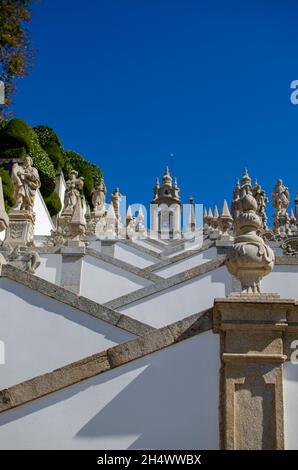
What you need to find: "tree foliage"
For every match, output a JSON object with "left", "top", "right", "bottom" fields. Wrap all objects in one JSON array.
[{"left": 0, "top": 0, "right": 36, "bottom": 119}]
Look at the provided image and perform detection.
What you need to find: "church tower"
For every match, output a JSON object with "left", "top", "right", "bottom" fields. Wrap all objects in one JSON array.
[{"left": 150, "top": 166, "right": 182, "bottom": 238}]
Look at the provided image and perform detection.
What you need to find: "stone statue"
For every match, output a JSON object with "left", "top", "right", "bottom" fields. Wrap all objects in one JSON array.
[
  {"left": 272, "top": 179, "right": 290, "bottom": 214},
  {"left": 226, "top": 189, "right": 275, "bottom": 293},
  {"left": 63, "top": 170, "right": 84, "bottom": 215},
  {"left": 92, "top": 178, "right": 106, "bottom": 214},
  {"left": 272, "top": 179, "right": 291, "bottom": 235},
  {"left": 252, "top": 179, "right": 268, "bottom": 229},
  {"left": 11, "top": 156, "right": 41, "bottom": 212}
]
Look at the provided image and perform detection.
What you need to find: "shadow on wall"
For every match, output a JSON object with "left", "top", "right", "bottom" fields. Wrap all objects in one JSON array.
[
  {"left": 0, "top": 278, "right": 133, "bottom": 342},
  {"left": 0, "top": 333, "right": 220, "bottom": 450}
]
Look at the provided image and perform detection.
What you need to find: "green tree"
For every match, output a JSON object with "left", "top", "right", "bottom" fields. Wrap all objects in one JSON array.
[{"left": 0, "top": 0, "right": 37, "bottom": 119}]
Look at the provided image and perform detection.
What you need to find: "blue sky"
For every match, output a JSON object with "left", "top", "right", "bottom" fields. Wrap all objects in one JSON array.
[{"left": 12, "top": 0, "right": 298, "bottom": 220}]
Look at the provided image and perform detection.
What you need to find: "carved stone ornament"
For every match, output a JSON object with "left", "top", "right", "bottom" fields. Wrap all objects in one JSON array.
[
  {"left": 0, "top": 244, "right": 40, "bottom": 273},
  {"left": 226, "top": 190, "right": 275, "bottom": 293},
  {"left": 281, "top": 237, "right": 298, "bottom": 256}
]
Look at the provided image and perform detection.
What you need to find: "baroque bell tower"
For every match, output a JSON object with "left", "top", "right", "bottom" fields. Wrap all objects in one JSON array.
[{"left": 150, "top": 166, "right": 182, "bottom": 238}]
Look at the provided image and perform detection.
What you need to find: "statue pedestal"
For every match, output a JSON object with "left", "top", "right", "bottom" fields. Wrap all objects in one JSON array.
[
  {"left": 4, "top": 210, "right": 35, "bottom": 246},
  {"left": 213, "top": 294, "right": 293, "bottom": 450}
]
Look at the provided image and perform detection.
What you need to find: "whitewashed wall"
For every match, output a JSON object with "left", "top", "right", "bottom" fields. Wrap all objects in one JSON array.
[
  {"left": 262, "top": 266, "right": 298, "bottom": 299},
  {"left": 0, "top": 331, "right": 220, "bottom": 450},
  {"left": 114, "top": 243, "right": 156, "bottom": 268},
  {"left": 0, "top": 278, "right": 134, "bottom": 389},
  {"left": 81, "top": 256, "right": 152, "bottom": 304},
  {"left": 56, "top": 172, "right": 66, "bottom": 216},
  {"left": 132, "top": 239, "right": 163, "bottom": 253},
  {"left": 35, "top": 254, "right": 62, "bottom": 284},
  {"left": 119, "top": 266, "right": 231, "bottom": 328},
  {"left": 33, "top": 189, "right": 55, "bottom": 236},
  {"left": 156, "top": 247, "right": 218, "bottom": 278},
  {"left": 283, "top": 362, "right": 298, "bottom": 449}
]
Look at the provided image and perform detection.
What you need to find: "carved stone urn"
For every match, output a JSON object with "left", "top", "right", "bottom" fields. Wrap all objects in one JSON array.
[{"left": 226, "top": 191, "right": 275, "bottom": 293}]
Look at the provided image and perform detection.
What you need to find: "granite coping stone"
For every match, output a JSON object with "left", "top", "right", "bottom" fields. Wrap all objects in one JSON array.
[
  {"left": 145, "top": 240, "right": 215, "bottom": 272},
  {"left": 86, "top": 247, "right": 162, "bottom": 283},
  {"left": 104, "top": 256, "right": 226, "bottom": 310},
  {"left": 0, "top": 264, "right": 154, "bottom": 337}
]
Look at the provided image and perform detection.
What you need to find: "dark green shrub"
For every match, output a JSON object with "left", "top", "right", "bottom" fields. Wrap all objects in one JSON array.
[
  {"left": 28, "top": 129, "right": 56, "bottom": 197},
  {"left": 43, "top": 141, "right": 64, "bottom": 172},
  {"left": 0, "top": 147, "right": 26, "bottom": 159},
  {"left": 62, "top": 154, "right": 73, "bottom": 180},
  {"left": 0, "top": 167, "right": 15, "bottom": 211},
  {"left": 0, "top": 118, "right": 31, "bottom": 152},
  {"left": 44, "top": 191, "right": 62, "bottom": 217},
  {"left": 33, "top": 125, "right": 61, "bottom": 148}
]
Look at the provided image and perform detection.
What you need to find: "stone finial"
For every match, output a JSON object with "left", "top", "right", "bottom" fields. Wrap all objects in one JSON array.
[
  {"left": 213, "top": 205, "right": 219, "bottom": 227},
  {"left": 162, "top": 165, "right": 172, "bottom": 186},
  {"left": 187, "top": 196, "right": 196, "bottom": 232},
  {"left": 105, "top": 203, "right": 116, "bottom": 238},
  {"left": 126, "top": 205, "right": 133, "bottom": 223},
  {"left": 0, "top": 176, "right": 9, "bottom": 232},
  {"left": 137, "top": 206, "right": 145, "bottom": 235},
  {"left": 241, "top": 167, "right": 251, "bottom": 191},
  {"left": 226, "top": 190, "right": 275, "bottom": 293},
  {"left": 231, "top": 178, "right": 241, "bottom": 221},
  {"left": 110, "top": 188, "right": 121, "bottom": 222},
  {"left": 272, "top": 179, "right": 291, "bottom": 235},
  {"left": 218, "top": 199, "right": 233, "bottom": 238},
  {"left": 207, "top": 207, "right": 213, "bottom": 219}
]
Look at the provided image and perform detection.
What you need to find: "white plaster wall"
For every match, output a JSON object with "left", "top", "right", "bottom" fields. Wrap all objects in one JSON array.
[
  {"left": 262, "top": 265, "right": 298, "bottom": 299},
  {"left": 0, "top": 331, "right": 220, "bottom": 450},
  {"left": 35, "top": 254, "right": 62, "bottom": 285},
  {"left": 33, "top": 189, "right": 55, "bottom": 236},
  {"left": 56, "top": 172, "right": 66, "bottom": 216},
  {"left": 0, "top": 278, "right": 134, "bottom": 389},
  {"left": 156, "top": 247, "right": 218, "bottom": 278},
  {"left": 114, "top": 243, "right": 156, "bottom": 268},
  {"left": 132, "top": 239, "right": 163, "bottom": 253},
  {"left": 283, "top": 362, "right": 298, "bottom": 449},
  {"left": 81, "top": 256, "right": 152, "bottom": 304},
  {"left": 119, "top": 266, "right": 231, "bottom": 328}
]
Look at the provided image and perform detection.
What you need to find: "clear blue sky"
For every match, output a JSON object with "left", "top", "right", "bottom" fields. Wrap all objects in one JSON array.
[{"left": 12, "top": 0, "right": 298, "bottom": 219}]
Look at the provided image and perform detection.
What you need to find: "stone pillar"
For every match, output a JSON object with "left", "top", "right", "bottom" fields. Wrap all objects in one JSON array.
[
  {"left": 213, "top": 294, "right": 293, "bottom": 450},
  {"left": 4, "top": 210, "right": 35, "bottom": 246},
  {"left": 60, "top": 246, "right": 85, "bottom": 294}
]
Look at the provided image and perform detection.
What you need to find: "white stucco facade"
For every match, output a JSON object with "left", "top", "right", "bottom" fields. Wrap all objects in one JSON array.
[
  {"left": 119, "top": 266, "right": 231, "bottom": 328},
  {"left": 0, "top": 278, "right": 134, "bottom": 389},
  {"left": 283, "top": 362, "right": 298, "bottom": 449},
  {"left": 0, "top": 331, "right": 220, "bottom": 450},
  {"left": 33, "top": 189, "right": 55, "bottom": 236},
  {"left": 81, "top": 256, "right": 152, "bottom": 304}
]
